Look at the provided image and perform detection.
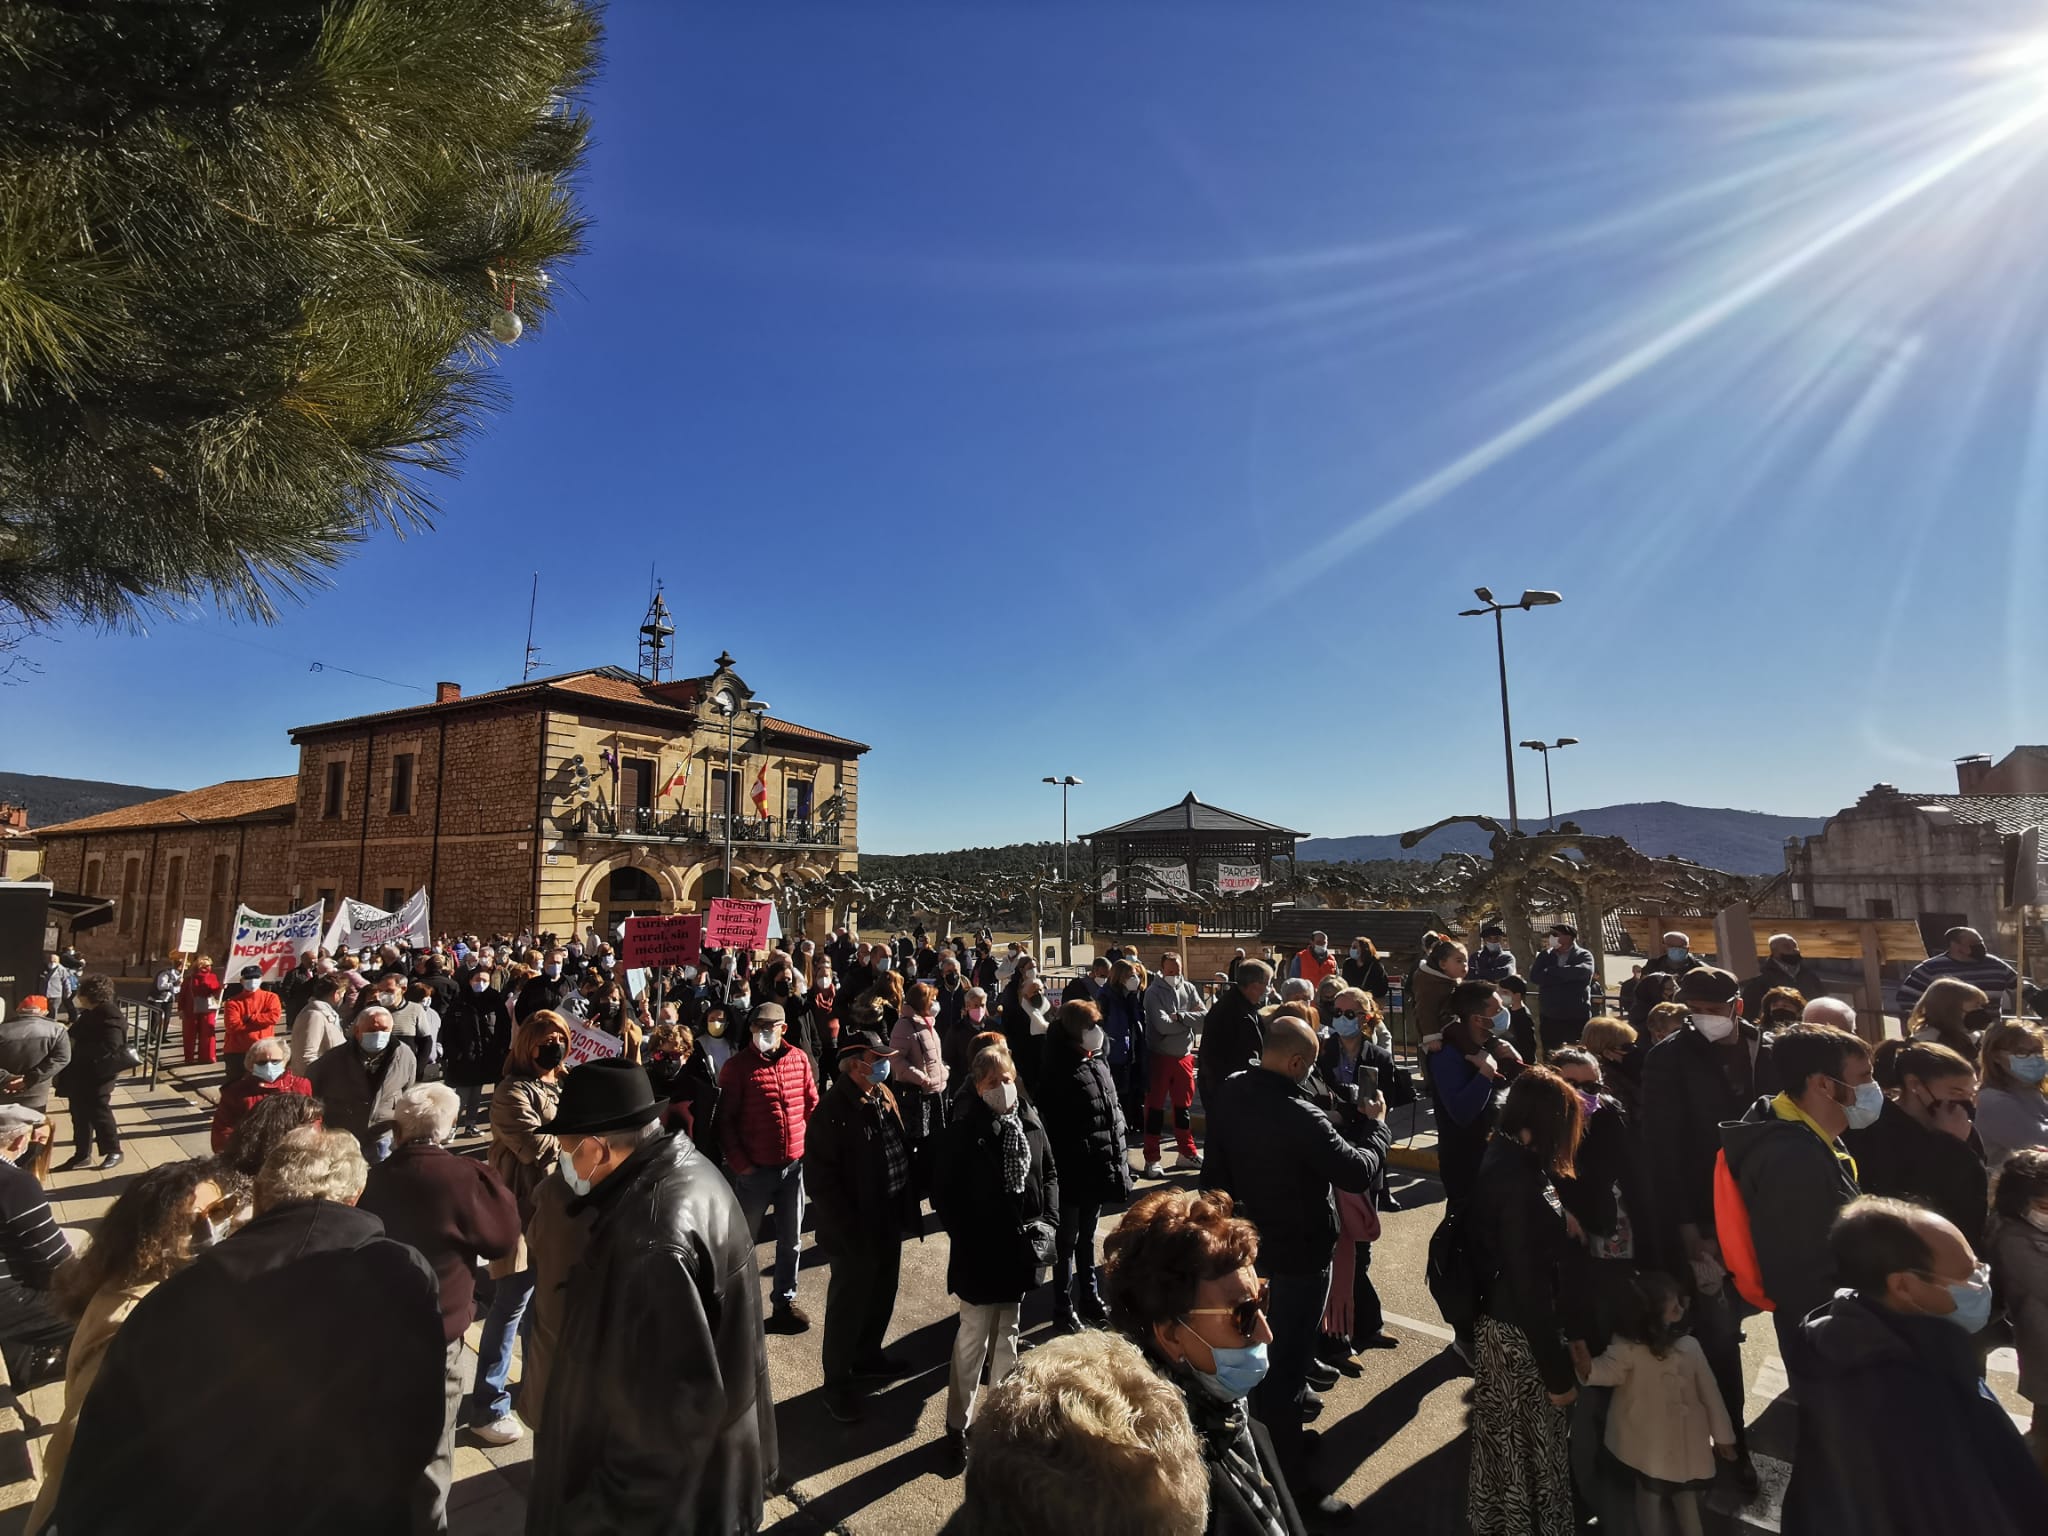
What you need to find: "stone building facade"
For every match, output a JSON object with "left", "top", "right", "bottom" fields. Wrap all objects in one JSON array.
[{"left": 36, "top": 653, "right": 867, "bottom": 967}]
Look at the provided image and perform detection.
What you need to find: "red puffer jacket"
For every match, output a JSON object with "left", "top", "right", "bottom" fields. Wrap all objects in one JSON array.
[{"left": 716, "top": 1044, "right": 819, "bottom": 1175}]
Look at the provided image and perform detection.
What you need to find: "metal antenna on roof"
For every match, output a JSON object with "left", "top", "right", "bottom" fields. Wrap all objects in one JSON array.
[{"left": 523, "top": 573, "right": 542, "bottom": 681}]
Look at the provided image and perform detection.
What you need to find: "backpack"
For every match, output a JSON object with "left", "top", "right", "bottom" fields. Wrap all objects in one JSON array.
[
  {"left": 1713, "top": 1149, "right": 1773, "bottom": 1311},
  {"left": 1426, "top": 1207, "right": 1492, "bottom": 1333}
]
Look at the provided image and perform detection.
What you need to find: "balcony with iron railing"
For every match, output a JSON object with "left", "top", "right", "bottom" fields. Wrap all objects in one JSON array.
[{"left": 569, "top": 802, "right": 850, "bottom": 852}]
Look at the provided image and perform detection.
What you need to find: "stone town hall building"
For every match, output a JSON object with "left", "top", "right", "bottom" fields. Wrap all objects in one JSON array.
[{"left": 35, "top": 647, "right": 867, "bottom": 968}]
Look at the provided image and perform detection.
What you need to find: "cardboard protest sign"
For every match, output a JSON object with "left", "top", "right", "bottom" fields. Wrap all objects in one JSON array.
[
  {"left": 225, "top": 900, "right": 326, "bottom": 982},
  {"left": 621, "top": 913, "right": 702, "bottom": 968},
  {"left": 567, "top": 1019, "right": 624, "bottom": 1068},
  {"left": 705, "top": 898, "right": 773, "bottom": 951}
]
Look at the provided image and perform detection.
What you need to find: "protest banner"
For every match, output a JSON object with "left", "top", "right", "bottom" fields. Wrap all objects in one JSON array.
[
  {"left": 323, "top": 889, "right": 431, "bottom": 955},
  {"left": 706, "top": 898, "right": 773, "bottom": 951},
  {"left": 1217, "top": 863, "right": 1264, "bottom": 894},
  {"left": 1139, "top": 861, "right": 1191, "bottom": 893},
  {"left": 225, "top": 900, "right": 326, "bottom": 983},
  {"left": 567, "top": 1018, "right": 623, "bottom": 1068},
  {"left": 621, "top": 913, "right": 702, "bottom": 968}
]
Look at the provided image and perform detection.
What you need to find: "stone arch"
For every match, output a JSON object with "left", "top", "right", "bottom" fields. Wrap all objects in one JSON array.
[{"left": 574, "top": 850, "right": 685, "bottom": 914}]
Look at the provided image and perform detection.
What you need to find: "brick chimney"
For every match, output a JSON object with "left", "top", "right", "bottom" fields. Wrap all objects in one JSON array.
[
  {"left": 1955, "top": 754, "right": 1993, "bottom": 794},
  {"left": 0, "top": 803, "right": 26, "bottom": 833},
  {"left": 435, "top": 681, "right": 461, "bottom": 704}
]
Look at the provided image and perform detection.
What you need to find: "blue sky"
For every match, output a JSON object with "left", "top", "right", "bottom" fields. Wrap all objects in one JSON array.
[{"left": 13, "top": 0, "right": 2048, "bottom": 853}]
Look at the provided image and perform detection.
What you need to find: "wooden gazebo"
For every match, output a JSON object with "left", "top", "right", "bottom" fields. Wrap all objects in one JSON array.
[{"left": 1084, "top": 792, "right": 1304, "bottom": 937}]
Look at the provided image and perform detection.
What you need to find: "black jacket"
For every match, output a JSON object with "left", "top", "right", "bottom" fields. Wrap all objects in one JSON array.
[
  {"left": 54, "top": 1199, "right": 445, "bottom": 1536},
  {"left": 1466, "top": 1136, "right": 1577, "bottom": 1395},
  {"left": 1641, "top": 1019, "right": 1778, "bottom": 1250},
  {"left": 1313, "top": 1035, "right": 1414, "bottom": 1112},
  {"left": 1739, "top": 956, "right": 1830, "bottom": 1018},
  {"left": 1641, "top": 950, "right": 1707, "bottom": 979},
  {"left": 1842, "top": 1099, "right": 1988, "bottom": 1247},
  {"left": 1784, "top": 1292, "right": 2048, "bottom": 1535},
  {"left": 1034, "top": 1032, "right": 1134, "bottom": 1210},
  {"left": 1175, "top": 1365, "right": 1310, "bottom": 1536},
  {"left": 933, "top": 1097, "right": 1059, "bottom": 1305},
  {"left": 1722, "top": 1096, "right": 1860, "bottom": 1322},
  {"left": 54, "top": 1001, "right": 127, "bottom": 1094},
  {"left": 1341, "top": 953, "right": 1390, "bottom": 1000},
  {"left": 1196, "top": 989, "right": 1265, "bottom": 1099},
  {"left": 440, "top": 987, "right": 514, "bottom": 1088},
  {"left": 529, "top": 1130, "right": 776, "bottom": 1536},
  {"left": 1205, "top": 1066, "right": 1387, "bottom": 1276},
  {"left": 515, "top": 974, "right": 565, "bottom": 1022},
  {"left": 805, "top": 1076, "right": 923, "bottom": 1255},
  {"left": 646, "top": 1053, "right": 722, "bottom": 1161}
]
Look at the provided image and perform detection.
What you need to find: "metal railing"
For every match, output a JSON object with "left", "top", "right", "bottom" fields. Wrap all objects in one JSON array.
[{"left": 572, "top": 804, "right": 848, "bottom": 850}]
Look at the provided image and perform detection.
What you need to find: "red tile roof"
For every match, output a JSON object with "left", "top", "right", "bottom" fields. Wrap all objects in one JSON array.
[{"left": 39, "top": 776, "right": 300, "bottom": 836}]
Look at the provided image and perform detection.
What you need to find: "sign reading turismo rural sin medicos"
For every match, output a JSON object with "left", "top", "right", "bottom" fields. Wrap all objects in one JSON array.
[{"left": 705, "top": 899, "right": 774, "bottom": 951}]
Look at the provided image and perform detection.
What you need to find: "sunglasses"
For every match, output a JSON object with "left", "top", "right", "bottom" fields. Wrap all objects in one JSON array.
[{"left": 1184, "top": 1278, "right": 1271, "bottom": 1342}]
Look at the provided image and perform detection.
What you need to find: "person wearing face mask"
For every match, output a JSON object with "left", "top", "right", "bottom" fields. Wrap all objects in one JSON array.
[
  {"left": 528, "top": 1060, "right": 778, "bottom": 1535},
  {"left": 1496, "top": 974, "right": 1538, "bottom": 1063},
  {"left": 1785, "top": 1198, "right": 2048, "bottom": 1534},
  {"left": 1426, "top": 982, "right": 1525, "bottom": 1208},
  {"left": 1738, "top": 935, "right": 1827, "bottom": 1021},
  {"left": 514, "top": 947, "right": 567, "bottom": 1023},
  {"left": 940, "top": 984, "right": 991, "bottom": 1079},
  {"left": 1897, "top": 925, "right": 2025, "bottom": 1017},
  {"left": 806, "top": 1028, "right": 922, "bottom": 1424},
  {"left": 889, "top": 984, "right": 950, "bottom": 1193},
  {"left": 440, "top": 963, "right": 514, "bottom": 1138},
  {"left": 26, "top": 1158, "right": 224, "bottom": 1535},
  {"left": 997, "top": 961, "right": 1051, "bottom": 1079},
  {"left": 1976, "top": 1019, "right": 2048, "bottom": 1172},
  {"left": 208, "top": 1036, "right": 312, "bottom": 1152},
  {"left": 220, "top": 965, "right": 282, "bottom": 1087},
  {"left": 1846, "top": 1041, "right": 1988, "bottom": 1246},
  {"left": 1140, "top": 953, "right": 1206, "bottom": 1179},
  {"left": 718, "top": 1001, "right": 820, "bottom": 1334},
  {"left": 1100, "top": 1187, "right": 1309, "bottom": 1534},
  {"left": 1640, "top": 966, "right": 1776, "bottom": 1493},
  {"left": 1529, "top": 924, "right": 1597, "bottom": 1053},
  {"left": 931, "top": 1041, "right": 1059, "bottom": 1471},
  {"left": 1985, "top": 1147, "right": 2048, "bottom": 1463},
  {"left": 306, "top": 1005, "right": 418, "bottom": 1162},
  {"left": 1204, "top": 1014, "right": 1388, "bottom": 1516},
  {"left": 1903, "top": 975, "right": 1994, "bottom": 1058},
  {"left": 1033, "top": 999, "right": 1135, "bottom": 1336},
  {"left": 932, "top": 957, "right": 972, "bottom": 1062},
  {"left": 1290, "top": 932, "right": 1339, "bottom": 988},
  {"left": 464, "top": 1010, "right": 570, "bottom": 1447},
  {"left": 1341, "top": 935, "right": 1391, "bottom": 1003},
  {"left": 1721, "top": 1023, "right": 1873, "bottom": 1360},
  {"left": 1642, "top": 931, "right": 1706, "bottom": 982},
  {"left": 1470, "top": 923, "right": 1517, "bottom": 985},
  {"left": 1096, "top": 959, "right": 1149, "bottom": 1128},
  {"left": 1314, "top": 989, "right": 1413, "bottom": 1365}
]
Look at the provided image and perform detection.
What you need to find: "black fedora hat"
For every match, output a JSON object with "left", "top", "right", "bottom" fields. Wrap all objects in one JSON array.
[{"left": 544, "top": 1059, "right": 663, "bottom": 1135}]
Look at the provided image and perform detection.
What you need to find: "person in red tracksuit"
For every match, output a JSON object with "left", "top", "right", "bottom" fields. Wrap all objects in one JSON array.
[
  {"left": 178, "top": 956, "right": 222, "bottom": 1065},
  {"left": 718, "top": 1002, "right": 819, "bottom": 1335}
]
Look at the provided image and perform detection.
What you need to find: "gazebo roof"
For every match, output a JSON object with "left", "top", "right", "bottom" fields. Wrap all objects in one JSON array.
[{"left": 1083, "top": 793, "right": 1305, "bottom": 842}]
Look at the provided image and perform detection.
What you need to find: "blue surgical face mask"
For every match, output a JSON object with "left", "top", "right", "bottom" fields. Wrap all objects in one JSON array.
[
  {"left": 1490, "top": 1008, "right": 1513, "bottom": 1036},
  {"left": 1936, "top": 1263, "right": 1993, "bottom": 1333},
  {"left": 358, "top": 1030, "right": 391, "bottom": 1054},
  {"left": 869, "top": 1057, "right": 891, "bottom": 1085},
  {"left": 250, "top": 1060, "right": 286, "bottom": 1084},
  {"left": 1190, "top": 1338, "right": 1270, "bottom": 1402},
  {"left": 1842, "top": 1079, "right": 1885, "bottom": 1131},
  {"left": 2010, "top": 1054, "right": 2048, "bottom": 1085},
  {"left": 1666, "top": 946, "right": 1686, "bottom": 961},
  {"left": 1333, "top": 1013, "right": 1361, "bottom": 1039}
]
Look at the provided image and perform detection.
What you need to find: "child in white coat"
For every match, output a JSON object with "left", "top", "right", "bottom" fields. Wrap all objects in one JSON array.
[{"left": 1572, "top": 1271, "right": 1737, "bottom": 1536}]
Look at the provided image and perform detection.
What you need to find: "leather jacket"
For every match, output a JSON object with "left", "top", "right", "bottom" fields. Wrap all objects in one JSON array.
[{"left": 527, "top": 1129, "right": 776, "bottom": 1535}]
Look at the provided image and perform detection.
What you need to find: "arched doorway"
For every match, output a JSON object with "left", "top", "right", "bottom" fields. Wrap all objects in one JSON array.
[{"left": 600, "top": 865, "right": 665, "bottom": 932}]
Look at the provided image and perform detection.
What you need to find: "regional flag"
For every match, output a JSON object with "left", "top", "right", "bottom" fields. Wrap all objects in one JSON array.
[{"left": 751, "top": 764, "right": 770, "bottom": 815}]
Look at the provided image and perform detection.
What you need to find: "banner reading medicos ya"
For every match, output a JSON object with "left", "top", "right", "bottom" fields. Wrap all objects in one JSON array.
[{"left": 224, "top": 900, "right": 326, "bottom": 983}]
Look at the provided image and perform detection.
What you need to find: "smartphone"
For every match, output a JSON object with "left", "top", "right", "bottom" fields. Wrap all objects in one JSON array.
[{"left": 1357, "top": 1064, "right": 1379, "bottom": 1096}]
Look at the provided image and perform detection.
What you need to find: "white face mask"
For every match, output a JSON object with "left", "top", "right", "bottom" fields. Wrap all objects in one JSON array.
[
  {"left": 1080, "top": 1025, "right": 1106, "bottom": 1055},
  {"left": 1123, "top": 976, "right": 1141, "bottom": 993},
  {"left": 753, "top": 1030, "right": 779, "bottom": 1055},
  {"left": 1693, "top": 1012, "right": 1737, "bottom": 1043},
  {"left": 2027, "top": 1205, "right": 2048, "bottom": 1234},
  {"left": 980, "top": 1080, "right": 1019, "bottom": 1115}
]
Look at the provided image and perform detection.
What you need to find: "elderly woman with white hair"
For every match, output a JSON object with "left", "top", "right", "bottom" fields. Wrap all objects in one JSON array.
[
  {"left": 209, "top": 1034, "right": 313, "bottom": 1153},
  {"left": 359, "top": 1083, "right": 520, "bottom": 1532}
]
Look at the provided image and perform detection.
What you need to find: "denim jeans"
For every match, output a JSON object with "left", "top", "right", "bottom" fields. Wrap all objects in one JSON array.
[
  {"left": 467, "top": 1267, "right": 535, "bottom": 1425},
  {"left": 453, "top": 1082, "right": 484, "bottom": 1132},
  {"left": 733, "top": 1161, "right": 806, "bottom": 1309}
]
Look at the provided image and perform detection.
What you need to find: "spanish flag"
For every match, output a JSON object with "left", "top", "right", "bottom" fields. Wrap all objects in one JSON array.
[
  {"left": 751, "top": 763, "right": 769, "bottom": 816},
  {"left": 659, "top": 757, "right": 691, "bottom": 801}
]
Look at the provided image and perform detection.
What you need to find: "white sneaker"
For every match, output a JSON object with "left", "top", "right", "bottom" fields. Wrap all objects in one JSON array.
[
  {"left": 471, "top": 1414, "right": 523, "bottom": 1446},
  {"left": 1141, "top": 1161, "right": 1166, "bottom": 1179},
  {"left": 1174, "top": 1154, "right": 1203, "bottom": 1173}
]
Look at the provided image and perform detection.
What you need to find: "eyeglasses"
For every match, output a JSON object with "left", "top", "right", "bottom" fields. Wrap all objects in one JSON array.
[{"left": 1183, "top": 1279, "right": 1271, "bottom": 1342}]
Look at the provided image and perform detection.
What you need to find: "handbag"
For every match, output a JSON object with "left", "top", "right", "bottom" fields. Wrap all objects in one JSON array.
[{"left": 1022, "top": 1217, "right": 1059, "bottom": 1267}]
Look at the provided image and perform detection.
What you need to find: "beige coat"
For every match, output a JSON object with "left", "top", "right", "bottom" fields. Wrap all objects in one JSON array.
[
  {"left": 28, "top": 1282, "right": 154, "bottom": 1535},
  {"left": 486, "top": 1072, "right": 561, "bottom": 1278},
  {"left": 1583, "top": 1334, "right": 1735, "bottom": 1485},
  {"left": 1408, "top": 964, "right": 1462, "bottom": 1039}
]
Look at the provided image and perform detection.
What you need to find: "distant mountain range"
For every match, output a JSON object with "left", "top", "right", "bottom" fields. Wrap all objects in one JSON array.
[
  {"left": 0, "top": 771, "right": 179, "bottom": 829},
  {"left": 1301, "top": 801, "right": 1827, "bottom": 876}
]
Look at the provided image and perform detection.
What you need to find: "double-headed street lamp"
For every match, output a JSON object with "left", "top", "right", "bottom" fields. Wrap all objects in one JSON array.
[
  {"left": 1518, "top": 736, "right": 1580, "bottom": 829},
  {"left": 1458, "top": 587, "right": 1563, "bottom": 834},
  {"left": 715, "top": 688, "right": 770, "bottom": 898},
  {"left": 1041, "top": 775, "right": 1083, "bottom": 880}
]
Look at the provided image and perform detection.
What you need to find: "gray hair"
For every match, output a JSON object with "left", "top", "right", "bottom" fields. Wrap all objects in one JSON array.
[
  {"left": 966, "top": 986, "right": 988, "bottom": 1005},
  {"left": 1279, "top": 977, "right": 1316, "bottom": 1003},
  {"left": 354, "top": 1006, "right": 394, "bottom": 1034},
  {"left": 255, "top": 1127, "right": 368, "bottom": 1211},
  {"left": 1802, "top": 997, "right": 1859, "bottom": 1031},
  {"left": 392, "top": 1083, "right": 460, "bottom": 1144},
  {"left": 246, "top": 1035, "right": 287, "bottom": 1065}
]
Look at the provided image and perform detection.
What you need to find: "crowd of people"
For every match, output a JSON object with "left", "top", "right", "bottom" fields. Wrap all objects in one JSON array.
[{"left": 3, "top": 917, "right": 2047, "bottom": 1533}]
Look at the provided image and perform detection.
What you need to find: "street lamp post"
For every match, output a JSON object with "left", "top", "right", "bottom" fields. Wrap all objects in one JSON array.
[
  {"left": 1458, "top": 588, "right": 1563, "bottom": 834},
  {"left": 1041, "top": 775, "right": 1082, "bottom": 880},
  {"left": 1517, "top": 737, "right": 1580, "bottom": 829},
  {"left": 716, "top": 689, "right": 770, "bottom": 899}
]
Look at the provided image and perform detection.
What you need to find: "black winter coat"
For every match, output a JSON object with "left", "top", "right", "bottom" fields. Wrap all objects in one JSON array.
[
  {"left": 1722, "top": 1096, "right": 1860, "bottom": 1322},
  {"left": 515, "top": 974, "right": 565, "bottom": 1022},
  {"left": 1784, "top": 1292, "right": 2048, "bottom": 1536},
  {"left": 805, "top": 1077, "right": 923, "bottom": 1255},
  {"left": 1466, "top": 1136, "right": 1577, "bottom": 1395},
  {"left": 646, "top": 1053, "right": 722, "bottom": 1161},
  {"left": 54, "top": 1001, "right": 127, "bottom": 1094},
  {"left": 1739, "top": 956, "right": 1829, "bottom": 1019},
  {"left": 53, "top": 1199, "right": 444, "bottom": 1536},
  {"left": 440, "top": 987, "right": 514, "bottom": 1088},
  {"left": 1341, "top": 953, "right": 1390, "bottom": 1000},
  {"left": 1315, "top": 1034, "right": 1414, "bottom": 1112},
  {"left": 1205, "top": 1066, "right": 1387, "bottom": 1276},
  {"left": 933, "top": 1097, "right": 1059, "bottom": 1304},
  {"left": 1034, "top": 1033, "right": 1134, "bottom": 1210},
  {"left": 529, "top": 1130, "right": 776, "bottom": 1536},
  {"left": 1641, "top": 1019, "right": 1778, "bottom": 1251},
  {"left": 1196, "top": 989, "right": 1265, "bottom": 1101},
  {"left": 1843, "top": 1098, "right": 1988, "bottom": 1247}
]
